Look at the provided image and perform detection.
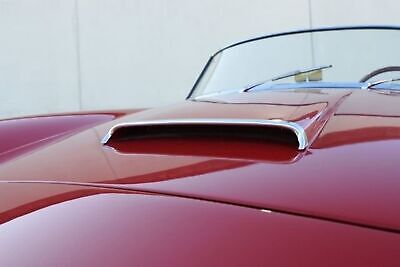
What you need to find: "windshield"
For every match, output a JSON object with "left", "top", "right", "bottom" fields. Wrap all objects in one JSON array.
[{"left": 189, "top": 27, "right": 400, "bottom": 98}]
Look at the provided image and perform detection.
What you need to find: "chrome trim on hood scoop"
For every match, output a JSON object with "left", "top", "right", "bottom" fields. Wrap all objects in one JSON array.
[{"left": 101, "top": 119, "right": 308, "bottom": 150}]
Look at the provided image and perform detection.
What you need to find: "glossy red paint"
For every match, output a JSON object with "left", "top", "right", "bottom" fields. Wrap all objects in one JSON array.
[
  {"left": 0, "top": 182, "right": 398, "bottom": 266},
  {"left": 0, "top": 89, "right": 399, "bottom": 265},
  {"left": 0, "top": 110, "right": 143, "bottom": 164}
]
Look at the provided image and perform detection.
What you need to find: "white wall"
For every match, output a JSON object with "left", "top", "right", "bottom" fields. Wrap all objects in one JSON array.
[
  {"left": 1, "top": 0, "right": 400, "bottom": 119},
  {"left": 0, "top": 0, "right": 80, "bottom": 118}
]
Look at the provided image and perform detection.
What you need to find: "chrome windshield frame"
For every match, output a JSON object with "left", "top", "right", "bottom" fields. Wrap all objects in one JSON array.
[{"left": 186, "top": 25, "right": 400, "bottom": 99}]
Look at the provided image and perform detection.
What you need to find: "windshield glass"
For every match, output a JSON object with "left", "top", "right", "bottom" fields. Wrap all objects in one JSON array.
[{"left": 190, "top": 27, "right": 400, "bottom": 98}]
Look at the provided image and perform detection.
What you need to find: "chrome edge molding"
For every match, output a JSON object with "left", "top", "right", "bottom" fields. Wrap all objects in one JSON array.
[{"left": 101, "top": 119, "right": 309, "bottom": 150}]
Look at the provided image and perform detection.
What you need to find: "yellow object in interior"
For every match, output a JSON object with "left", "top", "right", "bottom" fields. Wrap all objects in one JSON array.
[{"left": 295, "top": 69, "right": 322, "bottom": 82}]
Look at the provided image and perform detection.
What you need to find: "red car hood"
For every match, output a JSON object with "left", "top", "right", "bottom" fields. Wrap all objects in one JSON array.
[
  {"left": 0, "top": 182, "right": 398, "bottom": 266},
  {"left": 0, "top": 89, "right": 399, "bottom": 233}
]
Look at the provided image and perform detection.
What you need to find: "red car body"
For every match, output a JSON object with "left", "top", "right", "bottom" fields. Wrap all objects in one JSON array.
[{"left": 0, "top": 27, "right": 399, "bottom": 266}]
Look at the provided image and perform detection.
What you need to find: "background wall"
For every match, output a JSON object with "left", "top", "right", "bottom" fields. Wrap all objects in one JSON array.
[{"left": 1, "top": 0, "right": 399, "bottom": 119}]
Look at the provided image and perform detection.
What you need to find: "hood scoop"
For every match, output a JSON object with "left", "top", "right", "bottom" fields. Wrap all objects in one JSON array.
[{"left": 101, "top": 119, "right": 308, "bottom": 150}]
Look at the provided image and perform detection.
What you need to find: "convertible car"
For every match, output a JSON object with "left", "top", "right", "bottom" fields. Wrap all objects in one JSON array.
[{"left": 0, "top": 26, "right": 399, "bottom": 266}]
